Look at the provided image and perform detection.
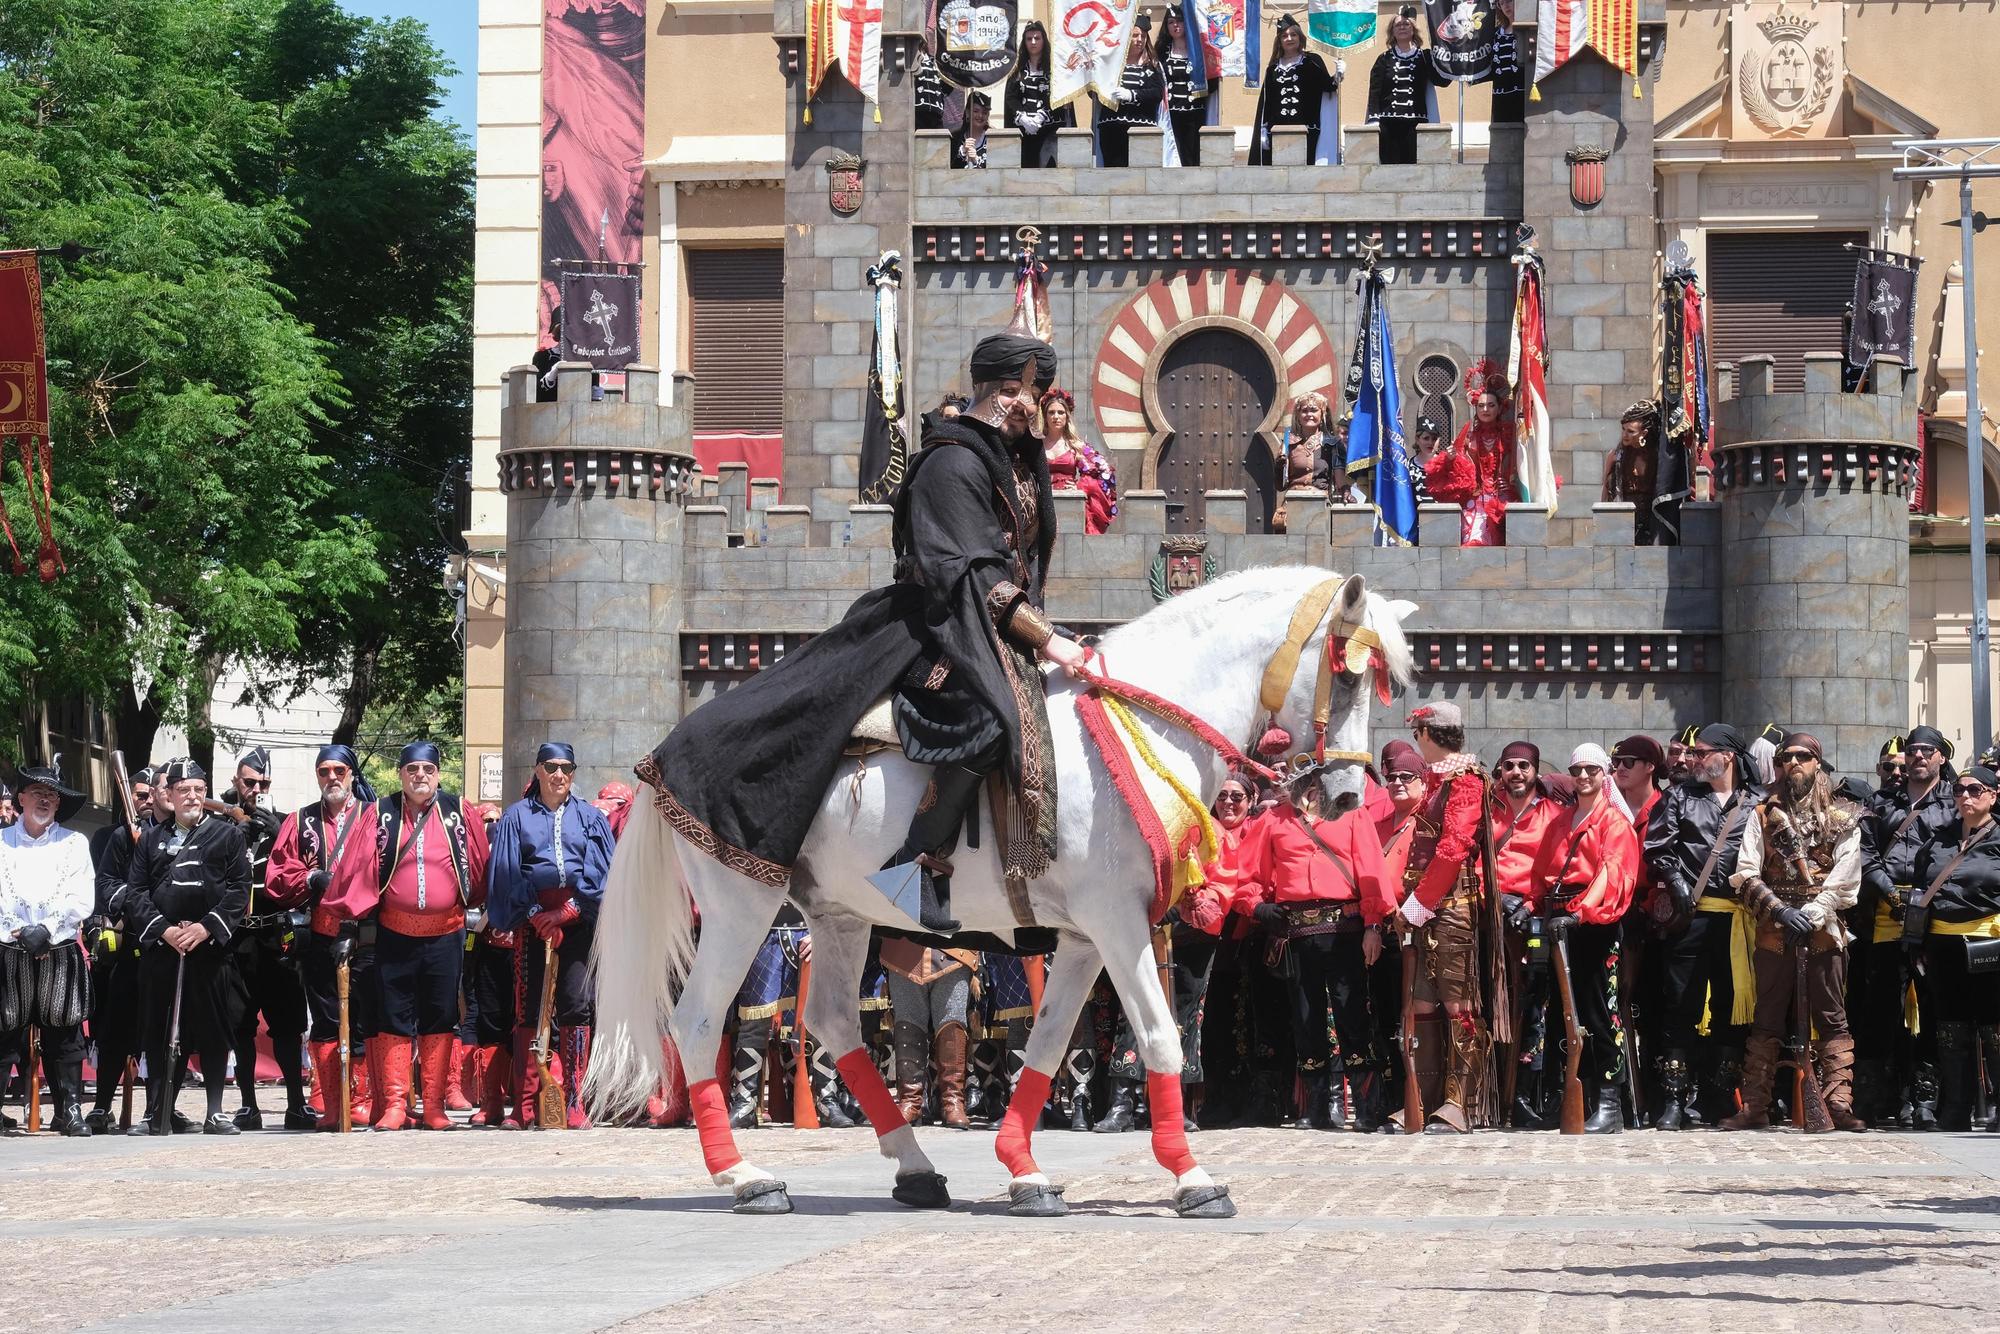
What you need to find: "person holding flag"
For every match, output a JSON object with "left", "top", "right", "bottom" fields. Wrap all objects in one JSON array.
[{"left": 1342, "top": 261, "right": 1419, "bottom": 546}]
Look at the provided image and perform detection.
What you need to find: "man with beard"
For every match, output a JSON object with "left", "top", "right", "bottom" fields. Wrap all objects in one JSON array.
[
  {"left": 1531, "top": 746, "right": 1641, "bottom": 1133},
  {"left": 1401, "top": 702, "right": 1493, "bottom": 1132},
  {"left": 1665, "top": 725, "right": 1700, "bottom": 787},
  {"left": 1, "top": 759, "right": 100, "bottom": 1135},
  {"left": 266, "top": 746, "right": 381, "bottom": 1131},
  {"left": 1611, "top": 735, "right": 1667, "bottom": 1123},
  {"left": 1490, "top": 741, "right": 1567, "bottom": 1129},
  {"left": 1853, "top": 726, "right": 1956, "bottom": 1127},
  {"left": 126, "top": 760, "right": 252, "bottom": 1134},
  {"left": 1644, "top": 724, "right": 1764, "bottom": 1130},
  {"left": 222, "top": 748, "right": 311, "bottom": 1130},
  {"left": 1723, "top": 733, "right": 1865, "bottom": 1130},
  {"left": 83, "top": 765, "right": 155, "bottom": 1133}
]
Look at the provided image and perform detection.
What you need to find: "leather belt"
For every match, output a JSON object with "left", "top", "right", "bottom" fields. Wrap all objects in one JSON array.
[
  {"left": 1276, "top": 901, "right": 1363, "bottom": 938},
  {"left": 377, "top": 906, "right": 466, "bottom": 938}
]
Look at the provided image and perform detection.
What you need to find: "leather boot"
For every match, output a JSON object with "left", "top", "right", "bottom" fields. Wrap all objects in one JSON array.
[
  {"left": 350, "top": 1042, "right": 373, "bottom": 1126},
  {"left": 1982, "top": 1027, "right": 2000, "bottom": 1133},
  {"left": 728, "top": 1031, "right": 767, "bottom": 1130},
  {"left": 417, "top": 1034, "right": 456, "bottom": 1130},
  {"left": 1094, "top": 1079, "right": 1140, "bottom": 1132},
  {"left": 1816, "top": 1035, "right": 1866, "bottom": 1132},
  {"left": 1653, "top": 1049, "right": 1693, "bottom": 1131},
  {"left": 1851, "top": 1056, "right": 1894, "bottom": 1127},
  {"left": 1319, "top": 1070, "right": 1349, "bottom": 1131},
  {"left": 805, "top": 1041, "right": 858, "bottom": 1129},
  {"left": 1350, "top": 1069, "right": 1387, "bottom": 1133},
  {"left": 1066, "top": 1045, "right": 1097, "bottom": 1132},
  {"left": 1426, "top": 1020, "right": 1484, "bottom": 1134},
  {"left": 892, "top": 1021, "right": 928, "bottom": 1123},
  {"left": 1719, "top": 1037, "right": 1779, "bottom": 1130},
  {"left": 881, "top": 765, "right": 986, "bottom": 935},
  {"left": 307, "top": 1042, "right": 340, "bottom": 1130},
  {"left": 562, "top": 1025, "right": 591, "bottom": 1129},
  {"left": 1909, "top": 1060, "right": 1940, "bottom": 1131},
  {"left": 447, "top": 1038, "right": 474, "bottom": 1111},
  {"left": 53, "top": 1057, "right": 91, "bottom": 1137},
  {"left": 372, "top": 1035, "right": 413, "bottom": 1131},
  {"left": 935, "top": 1021, "right": 971, "bottom": 1129},
  {"left": 507, "top": 1029, "right": 539, "bottom": 1129},
  {"left": 1700, "top": 1044, "right": 1745, "bottom": 1125},
  {"left": 1583, "top": 1080, "right": 1624, "bottom": 1134},
  {"left": 963, "top": 1035, "right": 999, "bottom": 1123},
  {"left": 1936, "top": 1022, "right": 1975, "bottom": 1132},
  {"left": 474, "top": 1046, "right": 509, "bottom": 1128}
]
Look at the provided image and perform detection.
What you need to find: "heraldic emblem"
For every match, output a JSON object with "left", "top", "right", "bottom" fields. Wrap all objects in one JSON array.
[
  {"left": 1150, "top": 535, "right": 1216, "bottom": 603},
  {"left": 1565, "top": 145, "right": 1609, "bottom": 209},
  {"left": 827, "top": 152, "right": 864, "bottom": 216},
  {"left": 1737, "top": 7, "right": 1835, "bottom": 139}
]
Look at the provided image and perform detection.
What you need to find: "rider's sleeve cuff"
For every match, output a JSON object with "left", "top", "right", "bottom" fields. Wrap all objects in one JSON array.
[{"left": 987, "top": 581, "right": 1055, "bottom": 651}]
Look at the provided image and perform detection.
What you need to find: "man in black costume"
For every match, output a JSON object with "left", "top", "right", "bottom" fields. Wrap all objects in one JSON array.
[
  {"left": 223, "top": 747, "right": 312, "bottom": 1130},
  {"left": 642, "top": 334, "right": 1100, "bottom": 935},
  {"left": 83, "top": 765, "right": 154, "bottom": 1132}
]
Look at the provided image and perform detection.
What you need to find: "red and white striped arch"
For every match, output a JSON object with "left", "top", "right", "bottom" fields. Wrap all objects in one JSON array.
[{"left": 1092, "top": 270, "right": 1341, "bottom": 455}]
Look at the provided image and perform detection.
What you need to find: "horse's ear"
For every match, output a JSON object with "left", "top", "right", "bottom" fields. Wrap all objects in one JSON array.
[
  {"left": 1336, "top": 572, "right": 1367, "bottom": 616},
  {"left": 1386, "top": 598, "right": 1419, "bottom": 625}
]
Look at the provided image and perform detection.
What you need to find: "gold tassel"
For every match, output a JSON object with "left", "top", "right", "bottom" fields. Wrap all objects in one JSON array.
[
  {"left": 1529, "top": 83, "right": 1541, "bottom": 102},
  {"left": 804, "top": 104, "right": 814, "bottom": 125},
  {"left": 873, "top": 101, "right": 881, "bottom": 123},
  {"left": 1632, "top": 76, "right": 1643, "bottom": 100}
]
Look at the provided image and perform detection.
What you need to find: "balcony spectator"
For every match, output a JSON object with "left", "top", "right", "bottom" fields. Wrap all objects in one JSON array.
[
  {"left": 1005, "top": 21, "right": 1072, "bottom": 168},
  {"left": 951, "top": 92, "right": 990, "bottom": 170},
  {"left": 1040, "top": 388, "right": 1118, "bottom": 533},
  {"left": 1272, "top": 392, "right": 1356, "bottom": 532},
  {"left": 1367, "top": 5, "right": 1446, "bottom": 165},
  {"left": 1096, "top": 18, "right": 1163, "bottom": 167},
  {"left": 1157, "top": 6, "right": 1218, "bottom": 166},
  {"left": 1410, "top": 414, "right": 1443, "bottom": 504},
  {"left": 914, "top": 47, "right": 963, "bottom": 132},
  {"left": 1489, "top": 0, "right": 1527, "bottom": 124},
  {"left": 1250, "top": 12, "right": 1341, "bottom": 165},
  {"left": 1424, "top": 360, "right": 1513, "bottom": 546}
]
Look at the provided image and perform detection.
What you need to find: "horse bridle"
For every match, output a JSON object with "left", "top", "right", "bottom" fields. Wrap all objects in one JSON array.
[{"left": 1253, "top": 577, "right": 1391, "bottom": 772}]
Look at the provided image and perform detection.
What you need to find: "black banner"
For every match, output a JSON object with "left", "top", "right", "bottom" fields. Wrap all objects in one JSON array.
[
  {"left": 560, "top": 270, "right": 641, "bottom": 371},
  {"left": 1424, "top": 0, "right": 1495, "bottom": 82},
  {"left": 1846, "top": 255, "right": 1920, "bottom": 371},
  {"left": 934, "top": 0, "right": 1019, "bottom": 89}
]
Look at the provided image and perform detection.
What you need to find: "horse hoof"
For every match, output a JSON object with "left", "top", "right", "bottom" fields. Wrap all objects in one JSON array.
[
  {"left": 1007, "top": 1182, "right": 1067, "bottom": 1218},
  {"left": 891, "top": 1170, "right": 951, "bottom": 1209},
  {"left": 1175, "top": 1183, "right": 1235, "bottom": 1219},
  {"left": 731, "top": 1179, "right": 793, "bottom": 1215}
]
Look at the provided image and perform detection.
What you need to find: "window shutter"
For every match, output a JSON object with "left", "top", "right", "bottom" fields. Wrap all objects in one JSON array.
[
  {"left": 686, "top": 249, "right": 785, "bottom": 433},
  {"left": 1707, "top": 231, "right": 1866, "bottom": 393}
]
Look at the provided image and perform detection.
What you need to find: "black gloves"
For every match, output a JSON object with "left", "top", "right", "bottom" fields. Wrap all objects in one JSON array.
[
  {"left": 1545, "top": 912, "right": 1578, "bottom": 940},
  {"left": 1502, "top": 894, "right": 1533, "bottom": 933},
  {"left": 307, "top": 869, "right": 332, "bottom": 896},
  {"left": 16, "top": 924, "right": 52, "bottom": 958},
  {"left": 1775, "top": 906, "right": 1816, "bottom": 946},
  {"left": 1252, "top": 902, "right": 1285, "bottom": 928}
]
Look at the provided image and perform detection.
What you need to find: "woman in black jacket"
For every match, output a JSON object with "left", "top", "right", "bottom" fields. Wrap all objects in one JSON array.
[
  {"left": 1004, "top": 20, "right": 1074, "bottom": 168},
  {"left": 1366, "top": 5, "right": 1446, "bottom": 164},
  {"left": 1155, "top": 6, "right": 1212, "bottom": 165},
  {"left": 1249, "top": 12, "right": 1340, "bottom": 166},
  {"left": 1096, "top": 16, "right": 1164, "bottom": 168},
  {"left": 1908, "top": 766, "right": 2000, "bottom": 1130}
]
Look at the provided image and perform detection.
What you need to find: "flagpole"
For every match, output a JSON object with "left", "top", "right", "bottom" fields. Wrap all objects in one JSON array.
[{"left": 1457, "top": 81, "right": 1465, "bottom": 165}]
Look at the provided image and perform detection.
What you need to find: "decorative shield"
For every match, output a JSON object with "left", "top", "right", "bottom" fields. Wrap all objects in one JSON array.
[
  {"left": 1149, "top": 535, "right": 1217, "bottom": 603},
  {"left": 827, "top": 153, "right": 864, "bottom": 216},
  {"left": 1566, "top": 146, "right": 1608, "bottom": 209}
]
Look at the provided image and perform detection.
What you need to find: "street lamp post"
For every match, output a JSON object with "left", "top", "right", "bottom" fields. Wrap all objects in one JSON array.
[{"left": 1896, "top": 139, "right": 2000, "bottom": 756}]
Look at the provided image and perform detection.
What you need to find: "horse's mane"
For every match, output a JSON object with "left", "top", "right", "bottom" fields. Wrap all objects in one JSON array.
[{"left": 1100, "top": 565, "right": 1415, "bottom": 688}]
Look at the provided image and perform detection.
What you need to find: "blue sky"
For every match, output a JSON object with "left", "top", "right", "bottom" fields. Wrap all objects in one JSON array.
[{"left": 341, "top": 0, "right": 477, "bottom": 137}]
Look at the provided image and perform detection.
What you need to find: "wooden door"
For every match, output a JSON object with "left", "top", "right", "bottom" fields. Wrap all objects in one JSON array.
[{"left": 1155, "top": 329, "right": 1279, "bottom": 533}]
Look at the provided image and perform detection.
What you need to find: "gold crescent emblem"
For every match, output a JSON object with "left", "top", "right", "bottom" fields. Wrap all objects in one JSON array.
[{"left": 0, "top": 381, "right": 21, "bottom": 417}]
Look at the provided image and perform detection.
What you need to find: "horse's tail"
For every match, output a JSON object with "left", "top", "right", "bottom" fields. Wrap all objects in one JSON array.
[{"left": 584, "top": 785, "right": 697, "bottom": 1119}]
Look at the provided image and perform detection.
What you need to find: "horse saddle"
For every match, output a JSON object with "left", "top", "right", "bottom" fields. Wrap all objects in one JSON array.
[{"left": 847, "top": 695, "right": 899, "bottom": 750}]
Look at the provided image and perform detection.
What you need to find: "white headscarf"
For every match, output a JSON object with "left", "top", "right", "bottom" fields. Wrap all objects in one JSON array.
[{"left": 1570, "top": 743, "right": 1634, "bottom": 824}]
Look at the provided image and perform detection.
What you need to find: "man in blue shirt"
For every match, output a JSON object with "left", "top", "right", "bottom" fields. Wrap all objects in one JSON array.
[{"left": 489, "top": 742, "right": 615, "bottom": 1128}]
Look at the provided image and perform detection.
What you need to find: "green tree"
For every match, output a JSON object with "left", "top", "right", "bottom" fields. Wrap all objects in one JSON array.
[{"left": 0, "top": 0, "right": 472, "bottom": 768}]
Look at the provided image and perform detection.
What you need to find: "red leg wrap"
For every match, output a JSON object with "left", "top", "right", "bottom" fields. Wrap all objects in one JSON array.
[
  {"left": 688, "top": 1077, "right": 743, "bottom": 1175},
  {"left": 1146, "top": 1072, "right": 1197, "bottom": 1176},
  {"left": 996, "top": 1068, "right": 1053, "bottom": 1178},
  {"left": 835, "top": 1046, "right": 906, "bottom": 1137}
]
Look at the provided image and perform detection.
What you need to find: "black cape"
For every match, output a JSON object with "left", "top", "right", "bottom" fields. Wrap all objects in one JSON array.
[{"left": 643, "top": 417, "right": 1055, "bottom": 887}]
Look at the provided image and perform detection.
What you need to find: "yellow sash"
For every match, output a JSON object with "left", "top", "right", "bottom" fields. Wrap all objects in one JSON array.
[
  {"left": 1693, "top": 897, "right": 1758, "bottom": 1031},
  {"left": 1929, "top": 912, "right": 2000, "bottom": 939}
]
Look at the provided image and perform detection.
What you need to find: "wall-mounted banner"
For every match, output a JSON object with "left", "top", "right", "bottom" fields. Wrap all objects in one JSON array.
[
  {"left": 1425, "top": 0, "right": 1495, "bottom": 81},
  {"left": 540, "top": 0, "right": 644, "bottom": 341},
  {"left": 1846, "top": 255, "right": 1919, "bottom": 371},
  {"left": 1050, "top": 0, "right": 1141, "bottom": 107},
  {"left": 936, "top": 0, "right": 1021, "bottom": 88},
  {"left": 560, "top": 270, "right": 642, "bottom": 371}
]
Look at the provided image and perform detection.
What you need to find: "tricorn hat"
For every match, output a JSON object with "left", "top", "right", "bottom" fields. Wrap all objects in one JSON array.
[{"left": 13, "top": 756, "right": 85, "bottom": 824}]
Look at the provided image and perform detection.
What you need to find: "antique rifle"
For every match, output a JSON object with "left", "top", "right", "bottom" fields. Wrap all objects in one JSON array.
[
  {"left": 1151, "top": 923, "right": 1175, "bottom": 1032},
  {"left": 1399, "top": 928, "right": 1424, "bottom": 1133},
  {"left": 159, "top": 952, "right": 186, "bottom": 1136},
  {"left": 110, "top": 750, "right": 142, "bottom": 843},
  {"left": 792, "top": 953, "right": 818, "bottom": 1129},
  {"left": 1794, "top": 943, "right": 1834, "bottom": 1134},
  {"left": 119, "top": 1057, "right": 136, "bottom": 1132},
  {"left": 335, "top": 945, "right": 353, "bottom": 1133},
  {"left": 25, "top": 1024, "right": 40, "bottom": 1133},
  {"left": 1549, "top": 926, "right": 1587, "bottom": 1135},
  {"left": 533, "top": 939, "right": 566, "bottom": 1129},
  {"left": 1617, "top": 919, "right": 1645, "bottom": 1128}
]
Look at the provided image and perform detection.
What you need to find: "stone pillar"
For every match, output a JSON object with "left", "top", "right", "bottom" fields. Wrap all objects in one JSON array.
[
  {"left": 498, "top": 364, "right": 699, "bottom": 798},
  {"left": 1715, "top": 353, "right": 1920, "bottom": 776}
]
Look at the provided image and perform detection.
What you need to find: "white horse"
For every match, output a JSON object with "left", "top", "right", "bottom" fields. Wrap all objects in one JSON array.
[{"left": 586, "top": 565, "right": 1416, "bottom": 1216}]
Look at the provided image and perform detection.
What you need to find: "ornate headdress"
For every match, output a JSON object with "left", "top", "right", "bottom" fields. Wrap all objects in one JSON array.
[
  {"left": 1621, "top": 397, "right": 1661, "bottom": 425},
  {"left": 1038, "top": 386, "right": 1074, "bottom": 412},
  {"left": 1463, "top": 358, "right": 1507, "bottom": 404}
]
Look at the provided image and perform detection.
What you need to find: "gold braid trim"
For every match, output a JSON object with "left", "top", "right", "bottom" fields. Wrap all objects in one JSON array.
[{"left": 634, "top": 754, "right": 792, "bottom": 889}]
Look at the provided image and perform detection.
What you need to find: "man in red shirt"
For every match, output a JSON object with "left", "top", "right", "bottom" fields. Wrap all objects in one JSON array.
[
  {"left": 1241, "top": 767, "right": 1393, "bottom": 1131},
  {"left": 1533, "top": 743, "right": 1641, "bottom": 1133},
  {"left": 321, "top": 743, "right": 490, "bottom": 1130},
  {"left": 1400, "top": 703, "right": 1492, "bottom": 1132},
  {"left": 1488, "top": 741, "right": 1567, "bottom": 1128}
]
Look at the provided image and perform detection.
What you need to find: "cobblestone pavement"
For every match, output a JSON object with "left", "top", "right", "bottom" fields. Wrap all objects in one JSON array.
[{"left": 6, "top": 1092, "right": 1998, "bottom": 1332}]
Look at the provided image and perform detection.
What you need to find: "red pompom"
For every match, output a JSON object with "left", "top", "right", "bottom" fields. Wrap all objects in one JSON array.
[{"left": 1257, "top": 725, "right": 1293, "bottom": 757}]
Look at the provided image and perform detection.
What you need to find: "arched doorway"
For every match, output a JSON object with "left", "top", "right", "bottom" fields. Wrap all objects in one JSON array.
[{"left": 1155, "top": 329, "right": 1279, "bottom": 533}]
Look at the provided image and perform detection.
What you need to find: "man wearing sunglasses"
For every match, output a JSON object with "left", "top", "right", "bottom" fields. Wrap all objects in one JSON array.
[
  {"left": 1908, "top": 766, "right": 2000, "bottom": 1131},
  {"left": 81, "top": 765, "right": 156, "bottom": 1132},
  {"left": 1723, "top": 732, "right": 1865, "bottom": 1131},
  {"left": 268, "top": 744, "right": 385, "bottom": 1129},
  {"left": 1854, "top": 725, "right": 1957, "bottom": 1128},
  {"left": 221, "top": 747, "right": 312, "bottom": 1132},
  {"left": 1486, "top": 741, "right": 1566, "bottom": 1129},
  {"left": 490, "top": 741, "right": 613, "bottom": 1129},
  {"left": 1642, "top": 723, "right": 1764, "bottom": 1129}
]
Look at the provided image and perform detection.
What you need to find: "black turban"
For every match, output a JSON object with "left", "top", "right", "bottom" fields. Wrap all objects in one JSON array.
[
  {"left": 969, "top": 335, "right": 1057, "bottom": 390},
  {"left": 399, "top": 741, "right": 442, "bottom": 768},
  {"left": 1695, "top": 723, "right": 1760, "bottom": 791},
  {"left": 1906, "top": 725, "right": 1953, "bottom": 760},
  {"left": 237, "top": 746, "right": 271, "bottom": 776}
]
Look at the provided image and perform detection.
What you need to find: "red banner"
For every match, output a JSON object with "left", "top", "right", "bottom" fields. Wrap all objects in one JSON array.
[{"left": 0, "top": 252, "right": 48, "bottom": 438}]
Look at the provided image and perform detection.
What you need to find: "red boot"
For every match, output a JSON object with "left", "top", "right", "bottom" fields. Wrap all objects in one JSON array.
[
  {"left": 350, "top": 1042, "right": 374, "bottom": 1127},
  {"left": 475, "top": 1046, "right": 511, "bottom": 1128},
  {"left": 308, "top": 1041, "right": 341, "bottom": 1131},
  {"left": 374, "top": 1035, "right": 413, "bottom": 1131},
  {"left": 507, "top": 1028, "right": 536, "bottom": 1130},
  {"left": 448, "top": 1039, "right": 475, "bottom": 1112},
  {"left": 562, "top": 1025, "right": 592, "bottom": 1130},
  {"left": 418, "top": 1034, "right": 456, "bottom": 1130},
  {"left": 652, "top": 1035, "right": 689, "bottom": 1127}
]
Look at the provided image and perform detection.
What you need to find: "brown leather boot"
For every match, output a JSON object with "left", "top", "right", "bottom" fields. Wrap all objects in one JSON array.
[
  {"left": 892, "top": 1021, "right": 928, "bottom": 1124},
  {"left": 1426, "top": 1018, "right": 1483, "bottom": 1134},
  {"left": 373, "top": 1035, "right": 413, "bottom": 1131},
  {"left": 1719, "top": 1037, "right": 1779, "bottom": 1130},
  {"left": 472, "top": 1046, "right": 508, "bottom": 1127},
  {"left": 417, "top": 1034, "right": 456, "bottom": 1130},
  {"left": 935, "top": 1021, "right": 971, "bottom": 1130},
  {"left": 447, "top": 1038, "right": 475, "bottom": 1112},
  {"left": 1816, "top": 1035, "right": 1866, "bottom": 1132}
]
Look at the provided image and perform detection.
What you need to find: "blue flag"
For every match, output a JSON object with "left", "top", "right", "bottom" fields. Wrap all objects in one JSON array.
[
  {"left": 1344, "top": 271, "right": 1418, "bottom": 546},
  {"left": 1243, "top": 0, "right": 1263, "bottom": 86},
  {"left": 1180, "top": 0, "right": 1210, "bottom": 95}
]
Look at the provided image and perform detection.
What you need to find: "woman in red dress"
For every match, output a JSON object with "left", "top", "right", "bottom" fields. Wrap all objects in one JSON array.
[
  {"left": 1424, "top": 359, "right": 1513, "bottom": 546},
  {"left": 1040, "top": 388, "right": 1118, "bottom": 534}
]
